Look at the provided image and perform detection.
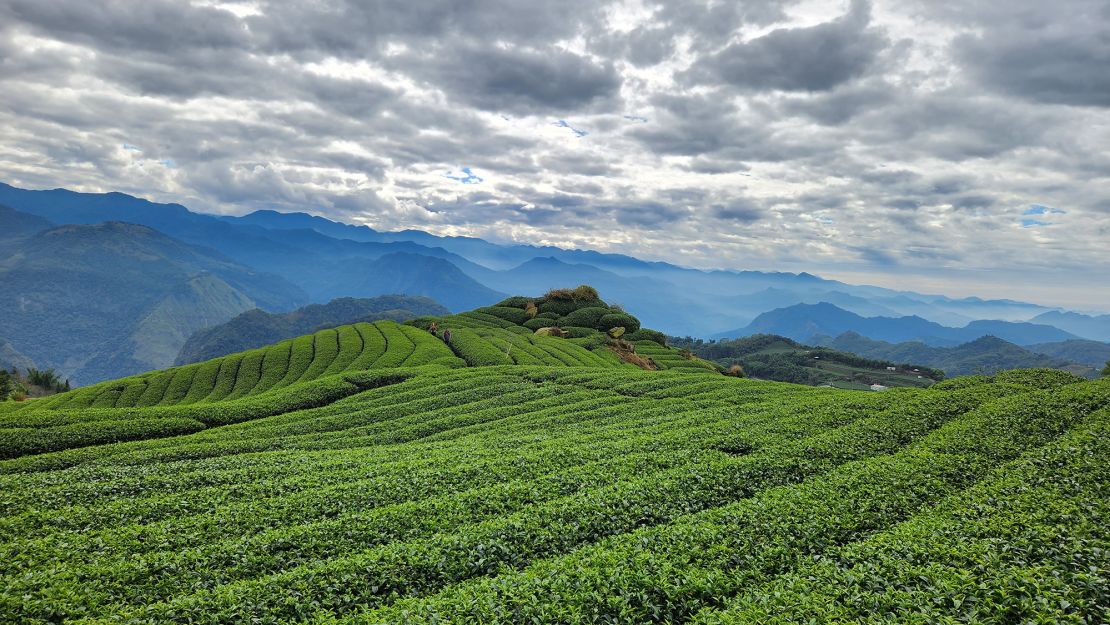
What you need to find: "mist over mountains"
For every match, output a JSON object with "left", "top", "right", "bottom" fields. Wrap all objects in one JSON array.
[{"left": 1, "top": 182, "right": 1107, "bottom": 384}]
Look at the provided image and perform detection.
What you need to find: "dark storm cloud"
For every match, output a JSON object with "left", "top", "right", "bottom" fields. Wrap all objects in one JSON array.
[
  {"left": 687, "top": 0, "right": 887, "bottom": 92},
  {"left": 394, "top": 44, "right": 622, "bottom": 114}
]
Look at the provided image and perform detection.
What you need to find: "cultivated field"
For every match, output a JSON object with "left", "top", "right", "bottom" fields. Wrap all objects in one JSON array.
[{"left": 1, "top": 299, "right": 1107, "bottom": 623}]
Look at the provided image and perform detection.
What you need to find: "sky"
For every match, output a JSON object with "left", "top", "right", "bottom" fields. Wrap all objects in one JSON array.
[{"left": 1, "top": 0, "right": 1108, "bottom": 309}]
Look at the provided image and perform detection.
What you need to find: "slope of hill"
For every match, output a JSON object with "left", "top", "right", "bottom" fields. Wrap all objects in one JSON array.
[
  {"left": 1031, "top": 310, "right": 1110, "bottom": 342},
  {"left": 671, "top": 334, "right": 942, "bottom": 389},
  {"left": 0, "top": 221, "right": 306, "bottom": 384},
  {"left": 0, "top": 338, "right": 35, "bottom": 372},
  {"left": 176, "top": 295, "right": 451, "bottom": 365},
  {"left": 1, "top": 301, "right": 1107, "bottom": 623},
  {"left": 1028, "top": 339, "right": 1110, "bottom": 369},
  {"left": 0, "top": 204, "right": 53, "bottom": 247},
  {"left": 822, "top": 332, "right": 1096, "bottom": 377},
  {"left": 716, "top": 302, "right": 1081, "bottom": 346}
]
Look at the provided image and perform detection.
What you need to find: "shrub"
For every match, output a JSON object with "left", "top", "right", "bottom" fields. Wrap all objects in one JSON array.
[
  {"left": 495, "top": 296, "right": 533, "bottom": 309},
  {"left": 477, "top": 306, "right": 531, "bottom": 325},
  {"left": 625, "top": 329, "right": 666, "bottom": 346},
  {"left": 726, "top": 363, "right": 745, "bottom": 377},
  {"left": 538, "top": 299, "right": 581, "bottom": 316},
  {"left": 562, "top": 306, "right": 610, "bottom": 329},
  {"left": 523, "top": 318, "right": 552, "bottom": 331},
  {"left": 534, "top": 327, "right": 568, "bottom": 338},
  {"left": 597, "top": 313, "right": 641, "bottom": 334},
  {"left": 561, "top": 326, "right": 597, "bottom": 339},
  {"left": 446, "top": 329, "right": 514, "bottom": 366}
]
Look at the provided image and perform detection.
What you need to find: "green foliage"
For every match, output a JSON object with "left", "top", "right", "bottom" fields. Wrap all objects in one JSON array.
[
  {"left": 625, "top": 328, "right": 666, "bottom": 345},
  {"left": 494, "top": 296, "right": 533, "bottom": 309},
  {"left": 476, "top": 306, "right": 531, "bottom": 325},
  {"left": 5, "top": 293, "right": 1105, "bottom": 624},
  {"left": 0, "top": 355, "right": 1105, "bottom": 624},
  {"left": 561, "top": 306, "right": 610, "bottom": 328},
  {"left": 522, "top": 317, "right": 553, "bottom": 331},
  {"left": 597, "top": 312, "right": 641, "bottom": 333},
  {"left": 1103, "top": 359, "right": 1110, "bottom": 377}
]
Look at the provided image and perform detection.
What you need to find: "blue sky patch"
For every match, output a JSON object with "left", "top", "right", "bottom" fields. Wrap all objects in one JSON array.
[
  {"left": 445, "top": 167, "right": 483, "bottom": 184},
  {"left": 1021, "top": 218, "right": 1052, "bottom": 228},
  {"left": 1023, "top": 204, "right": 1066, "bottom": 215},
  {"left": 554, "top": 119, "right": 588, "bottom": 137}
]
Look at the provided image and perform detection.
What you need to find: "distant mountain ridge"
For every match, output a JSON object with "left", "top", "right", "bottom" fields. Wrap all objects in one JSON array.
[
  {"left": 1, "top": 183, "right": 1088, "bottom": 337},
  {"left": 176, "top": 295, "right": 451, "bottom": 364},
  {"left": 1030, "top": 311, "right": 1110, "bottom": 342},
  {"left": 821, "top": 332, "right": 1095, "bottom": 378},
  {"left": 715, "top": 302, "right": 1080, "bottom": 346}
]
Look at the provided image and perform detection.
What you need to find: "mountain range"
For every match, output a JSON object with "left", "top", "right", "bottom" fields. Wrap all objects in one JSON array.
[
  {"left": 821, "top": 332, "right": 1097, "bottom": 378},
  {"left": 716, "top": 302, "right": 1082, "bottom": 346},
  {"left": 1, "top": 181, "right": 1107, "bottom": 384}
]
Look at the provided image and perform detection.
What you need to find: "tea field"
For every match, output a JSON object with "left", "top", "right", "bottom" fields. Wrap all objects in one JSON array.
[{"left": 0, "top": 294, "right": 1107, "bottom": 623}]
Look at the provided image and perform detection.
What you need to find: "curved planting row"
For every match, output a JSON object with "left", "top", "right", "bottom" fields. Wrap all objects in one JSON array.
[
  {"left": 7, "top": 321, "right": 456, "bottom": 413},
  {"left": 2, "top": 368, "right": 1105, "bottom": 624}
]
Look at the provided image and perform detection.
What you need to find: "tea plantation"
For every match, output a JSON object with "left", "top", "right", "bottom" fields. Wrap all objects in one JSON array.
[{"left": 1, "top": 291, "right": 1107, "bottom": 623}]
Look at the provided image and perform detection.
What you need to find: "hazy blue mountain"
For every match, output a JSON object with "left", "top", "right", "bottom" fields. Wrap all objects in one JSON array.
[
  {"left": 176, "top": 295, "right": 450, "bottom": 364},
  {"left": 0, "top": 221, "right": 306, "bottom": 384},
  {"left": 714, "top": 302, "right": 1080, "bottom": 346},
  {"left": 0, "top": 204, "right": 53, "bottom": 248},
  {"left": 327, "top": 252, "right": 505, "bottom": 311},
  {"left": 0, "top": 338, "right": 35, "bottom": 372},
  {"left": 0, "top": 183, "right": 1094, "bottom": 337},
  {"left": 1028, "top": 339, "right": 1110, "bottom": 369},
  {"left": 0, "top": 183, "right": 511, "bottom": 311},
  {"left": 1030, "top": 311, "right": 1110, "bottom": 342},
  {"left": 822, "top": 332, "right": 1094, "bottom": 378}
]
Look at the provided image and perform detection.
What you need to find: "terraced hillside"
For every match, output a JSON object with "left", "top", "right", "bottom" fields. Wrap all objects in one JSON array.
[
  {"left": 409, "top": 286, "right": 720, "bottom": 373},
  {"left": 1, "top": 299, "right": 1108, "bottom": 623}
]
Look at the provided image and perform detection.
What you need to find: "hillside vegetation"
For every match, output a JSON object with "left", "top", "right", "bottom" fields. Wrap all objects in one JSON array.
[
  {"left": 1, "top": 293, "right": 1108, "bottom": 623},
  {"left": 176, "top": 296, "right": 451, "bottom": 364},
  {"left": 824, "top": 332, "right": 1098, "bottom": 378},
  {"left": 672, "top": 334, "right": 943, "bottom": 389},
  {"left": 408, "top": 286, "right": 719, "bottom": 374}
]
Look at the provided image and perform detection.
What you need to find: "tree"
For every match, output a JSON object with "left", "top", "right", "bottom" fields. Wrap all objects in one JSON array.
[
  {"left": 1103, "top": 360, "right": 1110, "bottom": 377},
  {"left": 0, "top": 369, "right": 11, "bottom": 400}
]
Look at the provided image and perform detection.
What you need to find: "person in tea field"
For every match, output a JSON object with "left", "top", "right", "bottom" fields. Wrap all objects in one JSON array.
[{"left": 442, "top": 328, "right": 452, "bottom": 344}]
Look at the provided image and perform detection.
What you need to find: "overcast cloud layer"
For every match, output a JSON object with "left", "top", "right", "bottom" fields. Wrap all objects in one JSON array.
[{"left": 1, "top": 0, "right": 1108, "bottom": 309}]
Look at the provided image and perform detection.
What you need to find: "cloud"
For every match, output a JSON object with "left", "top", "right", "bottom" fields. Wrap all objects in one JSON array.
[
  {"left": 0, "top": 0, "right": 1107, "bottom": 308},
  {"left": 686, "top": 0, "right": 887, "bottom": 92}
]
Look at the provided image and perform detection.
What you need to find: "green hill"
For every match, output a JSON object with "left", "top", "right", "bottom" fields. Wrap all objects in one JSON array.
[
  {"left": 1, "top": 292, "right": 1108, "bottom": 624},
  {"left": 176, "top": 295, "right": 452, "bottom": 365},
  {"left": 673, "top": 333, "right": 943, "bottom": 389}
]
